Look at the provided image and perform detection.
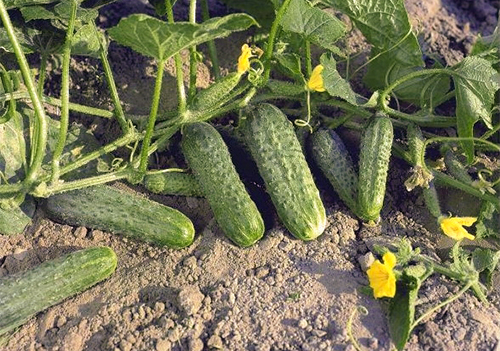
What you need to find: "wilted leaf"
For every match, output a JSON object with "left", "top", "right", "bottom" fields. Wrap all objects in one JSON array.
[{"left": 108, "top": 13, "right": 258, "bottom": 61}]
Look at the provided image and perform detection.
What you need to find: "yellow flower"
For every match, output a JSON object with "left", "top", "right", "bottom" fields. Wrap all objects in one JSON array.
[
  {"left": 439, "top": 216, "right": 477, "bottom": 241},
  {"left": 307, "top": 64, "right": 326, "bottom": 92},
  {"left": 367, "top": 252, "right": 397, "bottom": 299},
  {"left": 237, "top": 44, "right": 253, "bottom": 74}
]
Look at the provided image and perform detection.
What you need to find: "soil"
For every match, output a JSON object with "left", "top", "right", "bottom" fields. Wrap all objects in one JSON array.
[{"left": 1, "top": 1, "right": 500, "bottom": 350}]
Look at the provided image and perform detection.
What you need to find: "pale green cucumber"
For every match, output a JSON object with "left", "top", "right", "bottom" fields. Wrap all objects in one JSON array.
[
  {"left": 181, "top": 122, "right": 264, "bottom": 247},
  {"left": 44, "top": 185, "right": 194, "bottom": 248},
  {"left": 144, "top": 172, "right": 203, "bottom": 197},
  {"left": 357, "top": 114, "right": 394, "bottom": 223},
  {"left": 0, "top": 246, "right": 117, "bottom": 336},
  {"left": 310, "top": 128, "right": 359, "bottom": 215},
  {"left": 239, "top": 103, "right": 326, "bottom": 241}
]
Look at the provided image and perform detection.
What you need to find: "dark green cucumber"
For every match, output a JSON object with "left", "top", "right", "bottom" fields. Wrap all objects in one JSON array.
[
  {"left": 44, "top": 185, "right": 194, "bottom": 248},
  {"left": 239, "top": 103, "right": 326, "bottom": 241},
  {"left": 357, "top": 114, "right": 394, "bottom": 223},
  {"left": 0, "top": 246, "right": 117, "bottom": 336},
  {"left": 181, "top": 122, "right": 264, "bottom": 247},
  {"left": 144, "top": 171, "right": 203, "bottom": 197},
  {"left": 310, "top": 128, "right": 359, "bottom": 215}
]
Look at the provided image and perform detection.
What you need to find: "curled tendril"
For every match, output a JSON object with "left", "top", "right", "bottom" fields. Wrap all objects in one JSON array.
[
  {"left": 247, "top": 60, "right": 265, "bottom": 86},
  {"left": 347, "top": 305, "right": 369, "bottom": 351},
  {"left": 472, "top": 169, "right": 497, "bottom": 194},
  {"left": 294, "top": 118, "right": 313, "bottom": 133}
]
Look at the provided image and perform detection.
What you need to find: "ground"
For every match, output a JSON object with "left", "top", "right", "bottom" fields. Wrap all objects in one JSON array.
[{"left": 1, "top": 0, "right": 500, "bottom": 350}]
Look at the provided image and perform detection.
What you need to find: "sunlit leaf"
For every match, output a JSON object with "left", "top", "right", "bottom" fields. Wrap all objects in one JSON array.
[
  {"left": 108, "top": 13, "right": 258, "bottom": 62},
  {"left": 220, "top": 0, "right": 278, "bottom": 29},
  {"left": 320, "top": 54, "right": 356, "bottom": 104},
  {"left": 0, "top": 111, "right": 26, "bottom": 183},
  {"left": 71, "top": 23, "right": 103, "bottom": 57},
  {"left": 4, "top": 0, "right": 57, "bottom": 9},
  {"left": 453, "top": 56, "right": 500, "bottom": 161},
  {"left": 280, "top": 0, "right": 345, "bottom": 52}
]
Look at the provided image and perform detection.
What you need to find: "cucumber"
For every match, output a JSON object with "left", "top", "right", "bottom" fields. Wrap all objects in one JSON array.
[
  {"left": 181, "top": 122, "right": 264, "bottom": 247},
  {"left": 239, "top": 103, "right": 326, "bottom": 241},
  {"left": 357, "top": 114, "right": 394, "bottom": 223},
  {"left": 144, "top": 171, "right": 203, "bottom": 197},
  {"left": 310, "top": 128, "right": 359, "bottom": 215},
  {"left": 44, "top": 185, "right": 195, "bottom": 248},
  {"left": 0, "top": 246, "right": 117, "bottom": 336}
]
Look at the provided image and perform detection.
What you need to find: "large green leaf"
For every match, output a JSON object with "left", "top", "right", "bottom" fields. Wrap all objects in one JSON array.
[
  {"left": 280, "top": 0, "right": 345, "bottom": 52},
  {"left": 4, "top": 0, "right": 57, "bottom": 9},
  {"left": 453, "top": 56, "right": 500, "bottom": 162},
  {"left": 320, "top": 54, "right": 356, "bottom": 104},
  {"left": 107, "top": 13, "right": 258, "bottom": 62},
  {"left": 71, "top": 23, "right": 103, "bottom": 57},
  {"left": 0, "top": 111, "right": 26, "bottom": 183},
  {"left": 220, "top": 0, "right": 278, "bottom": 29}
]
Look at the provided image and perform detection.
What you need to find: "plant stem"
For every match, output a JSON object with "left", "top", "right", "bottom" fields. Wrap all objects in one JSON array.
[
  {"left": 166, "top": 0, "right": 187, "bottom": 114},
  {"left": 37, "top": 52, "right": 49, "bottom": 96},
  {"left": 305, "top": 40, "right": 312, "bottom": 77},
  {"left": 43, "top": 95, "right": 115, "bottom": 118},
  {"left": 384, "top": 106, "right": 456, "bottom": 127},
  {"left": 410, "top": 282, "right": 472, "bottom": 330},
  {"left": 51, "top": 0, "right": 78, "bottom": 184},
  {"left": 188, "top": 0, "right": 198, "bottom": 100},
  {"left": 0, "top": 0, "right": 48, "bottom": 190},
  {"left": 137, "top": 59, "right": 166, "bottom": 176},
  {"left": 93, "top": 23, "right": 129, "bottom": 133},
  {"left": 263, "top": 0, "right": 292, "bottom": 84},
  {"left": 201, "top": 0, "right": 220, "bottom": 80}
]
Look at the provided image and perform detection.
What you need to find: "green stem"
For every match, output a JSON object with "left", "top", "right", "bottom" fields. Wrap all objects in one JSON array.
[
  {"left": 188, "top": 0, "right": 198, "bottom": 100},
  {"left": 43, "top": 95, "right": 115, "bottom": 118},
  {"left": 0, "top": 0, "right": 48, "bottom": 189},
  {"left": 201, "top": 0, "right": 220, "bottom": 80},
  {"left": 410, "top": 282, "right": 472, "bottom": 330},
  {"left": 166, "top": 0, "right": 187, "bottom": 113},
  {"left": 384, "top": 106, "right": 456, "bottom": 127},
  {"left": 262, "top": 0, "right": 292, "bottom": 84},
  {"left": 305, "top": 40, "right": 312, "bottom": 77},
  {"left": 94, "top": 23, "right": 129, "bottom": 133},
  {"left": 137, "top": 60, "right": 166, "bottom": 176},
  {"left": 37, "top": 52, "right": 49, "bottom": 96},
  {"left": 51, "top": 0, "right": 78, "bottom": 184}
]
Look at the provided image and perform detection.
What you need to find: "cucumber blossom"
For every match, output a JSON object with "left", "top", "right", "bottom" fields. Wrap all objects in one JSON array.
[
  {"left": 239, "top": 103, "right": 326, "bottom": 241},
  {"left": 357, "top": 114, "right": 394, "bottom": 223},
  {"left": 0, "top": 246, "right": 117, "bottom": 336},
  {"left": 45, "top": 185, "right": 195, "bottom": 248},
  {"left": 181, "top": 122, "right": 265, "bottom": 247}
]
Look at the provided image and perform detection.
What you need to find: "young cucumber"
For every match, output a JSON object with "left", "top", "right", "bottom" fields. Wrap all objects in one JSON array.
[
  {"left": 144, "top": 171, "right": 203, "bottom": 197},
  {"left": 357, "top": 114, "right": 394, "bottom": 223},
  {"left": 181, "top": 122, "right": 264, "bottom": 247},
  {"left": 0, "top": 246, "right": 117, "bottom": 336},
  {"left": 44, "top": 185, "right": 195, "bottom": 248},
  {"left": 239, "top": 103, "right": 326, "bottom": 241},
  {"left": 310, "top": 128, "right": 359, "bottom": 216}
]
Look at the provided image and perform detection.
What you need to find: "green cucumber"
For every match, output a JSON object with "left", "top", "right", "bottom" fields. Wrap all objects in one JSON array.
[
  {"left": 144, "top": 171, "right": 203, "bottom": 197},
  {"left": 310, "top": 128, "right": 359, "bottom": 215},
  {"left": 239, "top": 103, "right": 326, "bottom": 241},
  {"left": 357, "top": 114, "right": 394, "bottom": 223},
  {"left": 44, "top": 185, "right": 194, "bottom": 248},
  {"left": 181, "top": 122, "right": 264, "bottom": 247},
  {"left": 0, "top": 246, "right": 117, "bottom": 336}
]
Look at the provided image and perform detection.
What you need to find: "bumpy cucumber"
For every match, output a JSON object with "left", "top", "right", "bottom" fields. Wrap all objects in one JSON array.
[
  {"left": 181, "top": 122, "right": 264, "bottom": 247},
  {"left": 0, "top": 246, "right": 117, "bottom": 336},
  {"left": 144, "top": 171, "right": 203, "bottom": 197},
  {"left": 239, "top": 103, "right": 326, "bottom": 241},
  {"left": 310, "top": 128, "right": 359, "bottom": 215},
  {"left": 44, "top": 185, "right": 195, "bottom": 248},
  {"left": 357, "top": 114, "right": 394, "bottom": 223}
]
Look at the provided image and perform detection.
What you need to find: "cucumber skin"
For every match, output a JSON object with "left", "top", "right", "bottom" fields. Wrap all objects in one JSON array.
[
  {"left": 144, "top": 172, "right": 203, "bottom": 197},
  {"left": 44, "top": 185, "right": 194, "bottom": 248},
  {"left": 181, "top": 122, "right": 264, "bottom": 247},
  {"left": 357, "top": 115, "right": 394, "bottom": 222},
  {"left": 310, "top": 129, "right": 358, "bottom": 215},
  {"left": 240, "top": 103, "right": 326, "bottom": 241},
  {"left": 0, "top": 246, "right": 117, "bottom": 336}
]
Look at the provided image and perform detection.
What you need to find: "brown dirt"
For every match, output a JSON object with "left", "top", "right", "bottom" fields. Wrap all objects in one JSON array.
[{"left": 1, "top": 1, "right": 500, "bottom": 350}]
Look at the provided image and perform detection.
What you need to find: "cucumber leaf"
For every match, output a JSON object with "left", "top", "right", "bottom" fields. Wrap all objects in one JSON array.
[
  {"left": 107, "top": 13, "right": 258, "bottom": 62},
  {"left": 220, "top": 0, "right": 278, "bottom": 29},
  {"left": 71, "top": 23, "right": 104, "bottom": 57},
  {"left": 280, "top": 0, "right": 346, "bottom": 52},
  {"left": 274, "top": 52, "right": 303, "bottom": 81},
  {"left": 0, "top": 111, "right": 26, "bottom": 183},
  {"left": 475, "top": 200, "right": 500, "bottom": 239},
  {"left": 0, "top": 197, "right": 36, "bottom": 236},
  {"left": 452, "top": 56, "right": 500, "bottom": 162},
  {"left": 472, "top": 248, "right": 500, "bottom": 288},
  {"left": 4, "top": 0, "right": 57, "bottom": 9},
  {"left": 320, "top": 54, "right": 356, "bottom": 104}
]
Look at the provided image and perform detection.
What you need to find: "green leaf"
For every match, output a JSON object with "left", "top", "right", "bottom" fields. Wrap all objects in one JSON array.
[
  {"left": 0, "top": 111, "right": 26, "bottom": 183},
  {"left": 320, "top": 54, "right": 356, "bottom": 104},
  {"left": 220, "top": 0, "right": 278, "bottom": 29},
  {"left": 471, "top": 17, "right": 499, "bottom": 63},
  {"left": 476, "top": 200, "right": 500, "bottom": 239},
  {"left": 280, "top": 0, "right": 346, "bottom": 52},
  {"left": 0, "top": 197, "right": 36, "bottom": 236},
  {"left": 4, "top": 0, "right": 57, "bottom": 9},
  {"left": 20, "top": 5, "right": 57, "bottom": 22},
  {"left": 107, "top": 13, "right": 258, "bottom": 62},
  {"left": 453, "top": 56, "right": 500, "bottom": 162},
  {"left": 71, "top": 23, "right": 103, "bottom": 57},
  {"left": 389, "top": 265, "right": 426, "bottom": 351},
  {"left": 472, "top": 248, "right": 500, "bottom": 288},
  {"left": 274, "top": 52, "right": 304, "bottom": 81}
]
